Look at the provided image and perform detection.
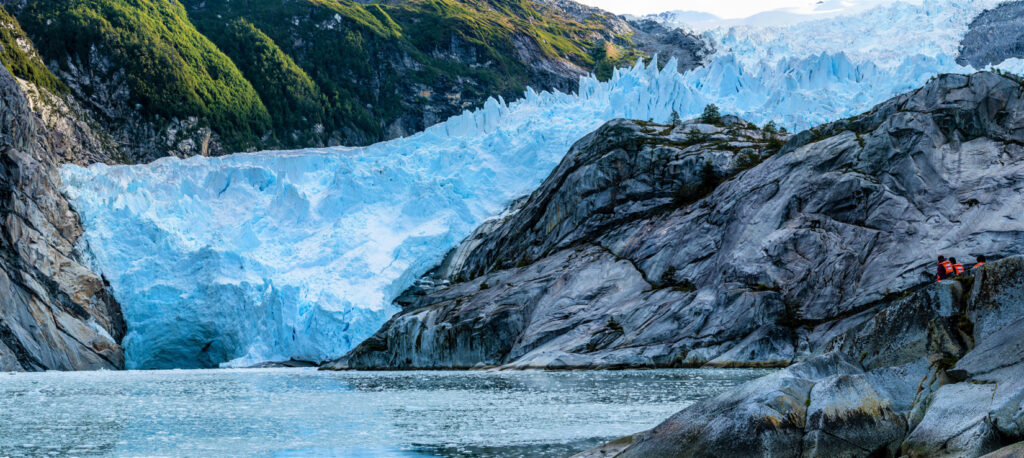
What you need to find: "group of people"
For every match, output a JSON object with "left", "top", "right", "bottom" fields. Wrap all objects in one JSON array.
[{"left": 936, "top": 254, "right": 986, "bottom": 281}]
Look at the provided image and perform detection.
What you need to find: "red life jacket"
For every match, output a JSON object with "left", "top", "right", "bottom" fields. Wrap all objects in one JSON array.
[
  {"left": 937, "top": 259, "right": 954, "bottom": 281},
  {"left": 940, "top": 260, "right": 954, "bottom": 274},
  {"left": 953, "top": 264, "right": 965, "bottom": 275},
  {"left": 973, "top": 262, "right": 985, "bottom": 269}
]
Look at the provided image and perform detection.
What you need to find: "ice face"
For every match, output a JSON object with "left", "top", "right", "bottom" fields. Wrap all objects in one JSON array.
[
  {"left": 702, "top": 0, "right": 1000, "bottom": 68},
  {"left": 61, "top": 1, "right": 1002, "bottom": 369}
]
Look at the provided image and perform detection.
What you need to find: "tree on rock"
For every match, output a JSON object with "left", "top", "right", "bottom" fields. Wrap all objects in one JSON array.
[{"left": 701, "top": 104, "right": 721, "bottom": 125}]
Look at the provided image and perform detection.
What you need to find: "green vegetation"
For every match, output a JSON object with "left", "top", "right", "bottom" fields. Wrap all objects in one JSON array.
[
  {"left": 11, "top": 0, "right": 647, "bottom": 155},
  {"left": 0, "top": 6, "right": 66, "bottom": 94},
  {"left": 22, "top": 0, "right": 271, "bottom": 151},
  {"left": 590, "top": 38, "right": 644, "bottom": 81},
  {"left": 182, "top": 0, "right": 643, "bottom": 146},
  {"left": 197, "top": 18, "right": 325, "bottom": 147},
  {"left": 685, "top": 127, "right": 707, "bottom": 144},
  {"left": 700, "top": 104, "right": 721, "bottom": 125}
]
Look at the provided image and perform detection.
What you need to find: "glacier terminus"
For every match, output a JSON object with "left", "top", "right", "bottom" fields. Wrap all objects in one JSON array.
[{"left": 60, "top": 0, "right": 1020, "bottom": 369}]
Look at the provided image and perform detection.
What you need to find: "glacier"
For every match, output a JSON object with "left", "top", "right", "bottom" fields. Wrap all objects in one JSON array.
[
  {"left": 700, "top": 0, "right": 1000, "bottom": 67},
  {"left": 61, "top": 0, "right": 1015, "bottom": 369}
]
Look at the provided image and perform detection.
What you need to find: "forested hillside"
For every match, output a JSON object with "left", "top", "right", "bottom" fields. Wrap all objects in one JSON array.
[{"left": 0, "top": 0, "right": 706, "bottom": 161}]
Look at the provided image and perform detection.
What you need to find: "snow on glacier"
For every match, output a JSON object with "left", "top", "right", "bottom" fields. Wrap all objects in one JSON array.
[{"left": 62, "top": 0, "right": 998, "bottom": 369}]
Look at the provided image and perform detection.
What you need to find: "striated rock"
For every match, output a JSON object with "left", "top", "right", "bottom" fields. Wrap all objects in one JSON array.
[
  {"left": 902, "top": 383, "right": 1002, "bottom": 457},
  {"left": 330, "top": 71, "right": 1024, "bottom": 372},
  {"left": 0, "top": 62, "right": 123, "bottom": 371}
]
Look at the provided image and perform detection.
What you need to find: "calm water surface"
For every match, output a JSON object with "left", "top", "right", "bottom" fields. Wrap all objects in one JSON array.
[{"left": 0, "top": 368, "right": 769, "bottom": 457}]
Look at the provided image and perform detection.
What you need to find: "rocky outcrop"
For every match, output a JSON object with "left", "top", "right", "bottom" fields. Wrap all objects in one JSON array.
[
  {"left": 0, "top": 62, "right": 124, "bottom": 371},
  {"left": 326, "top": 70, "right": 1024, "bottom": 372},
  {"left": 587, "top": 255, "right": 1024, "bottom": 457},
  {"left": 958, "top": 1, "right": 1024, "bottom": 68},
  {"left": 624, "top": 18, "right": 711, "bottom": 72},
  {"left": 326, "top": 115, "right": 789, "bottom": 370}
]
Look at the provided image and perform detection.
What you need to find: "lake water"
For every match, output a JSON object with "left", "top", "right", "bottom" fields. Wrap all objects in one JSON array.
[{"left": 0, "top": 368, "right": 769, "bottom": 457}]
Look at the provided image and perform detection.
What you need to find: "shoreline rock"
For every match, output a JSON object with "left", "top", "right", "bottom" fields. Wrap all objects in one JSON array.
[{"left": 587, "top": 256, "right": 1024, "bottom": 457}]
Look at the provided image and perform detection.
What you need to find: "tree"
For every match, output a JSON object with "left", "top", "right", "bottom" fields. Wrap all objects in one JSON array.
[
  {"left": 763, "top": 120, "right": 778, "bottom": 134},
  {"left": 700, "top": 104, "right": 721, "bottom": 125},
  {"left": 670, "top": 109, "right": 681, "bottom": 126}
]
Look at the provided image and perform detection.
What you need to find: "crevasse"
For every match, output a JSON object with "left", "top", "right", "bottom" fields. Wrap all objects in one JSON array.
[{"left": 61, "top": 1, "right": 1004, "bottom": 369}]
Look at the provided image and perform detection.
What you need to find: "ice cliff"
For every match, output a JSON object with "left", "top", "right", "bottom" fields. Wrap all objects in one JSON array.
[{"left": 60, "top": 0, "right": 1018, "bottom": 369}]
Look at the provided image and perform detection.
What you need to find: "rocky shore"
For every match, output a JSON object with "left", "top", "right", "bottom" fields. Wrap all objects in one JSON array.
[{"left": 581, "top": 255, "right": 1024, "bottom": 457}]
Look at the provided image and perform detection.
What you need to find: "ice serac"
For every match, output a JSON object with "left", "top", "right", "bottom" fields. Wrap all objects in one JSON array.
[{"left": 62, "top": 0, "right": 1004, "bottom": 369}]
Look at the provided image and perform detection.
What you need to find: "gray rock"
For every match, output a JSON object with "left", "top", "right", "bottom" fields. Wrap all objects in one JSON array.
[
  {"left": 802, "top": 373, "right": 908, "bottom": 457},
  {"left": 328, "top": 116, "right": 788, "bottom": 370},
  {"left": 981, "top": 442, "right": 1024, "bottom": 458},
  {"left": 0, "top": 62, "right": 124, "bottom": 371},
  {"left": 618, "top": 353, "right": 863, "bottom": 458},
  {"left": 902, "top": 383, "right": 1002, "bottom": 457},
  {"left": 624, "top": 18, "right": 712, "bottom": 72},
  {"left": 593, "top": 257, "right": 1024, "bottom": 457},
  {"left": 966, "top": 258, "right": 1024, "bottom": 346},
  {"left": 957, "top": 1, "right": 1024, "bottom": 68}
]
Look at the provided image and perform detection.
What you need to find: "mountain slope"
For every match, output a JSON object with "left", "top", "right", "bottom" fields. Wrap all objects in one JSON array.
[
  {"left": 329, "top": 70, "right": 1024, "bottom": 370},
  {"left": 180, "top": 0, "right": 660, "bottom": 146},
  {"left": 0, "top": 0, "right": 707, "bottom": 160},
  {"left": 20, "top": 0, "right": 272, "bottom": 156}
]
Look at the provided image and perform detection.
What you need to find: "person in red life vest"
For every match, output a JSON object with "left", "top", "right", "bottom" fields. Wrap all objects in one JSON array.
[
  {"left": 937, "top": 255, "right": 955, "bottom": 281},
  {"left": 973, "top": 255, "right": 986, "bottom": 269},
  {"left": 950, "top": 257, "right": 965, "bottom": 275}
]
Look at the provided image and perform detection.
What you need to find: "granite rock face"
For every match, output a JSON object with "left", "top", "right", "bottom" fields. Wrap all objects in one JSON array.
[
  {"left": 328, "top": 116, "right": 790, "bottom": 370},
  {"left": 0, "top": 63, "right": 124, "bottom": 371},
  {"left": 599, "top": 256, "right": 1024, "bottom": 457},
  {"left": 328, "top": 71, "right": 1024, "bottom": 372},
  {"left": 958, "top": 1, "right": 1024, "bottom": 68}
]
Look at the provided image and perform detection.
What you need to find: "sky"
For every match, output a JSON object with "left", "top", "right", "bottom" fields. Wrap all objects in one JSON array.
[{"left": 575, "top": 0, "right": 854, "bottom": 17}]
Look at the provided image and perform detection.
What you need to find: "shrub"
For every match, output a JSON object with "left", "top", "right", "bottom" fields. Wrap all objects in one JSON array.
[{"left": 685, "top": 127, "right": 707, "bottom": 144}]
